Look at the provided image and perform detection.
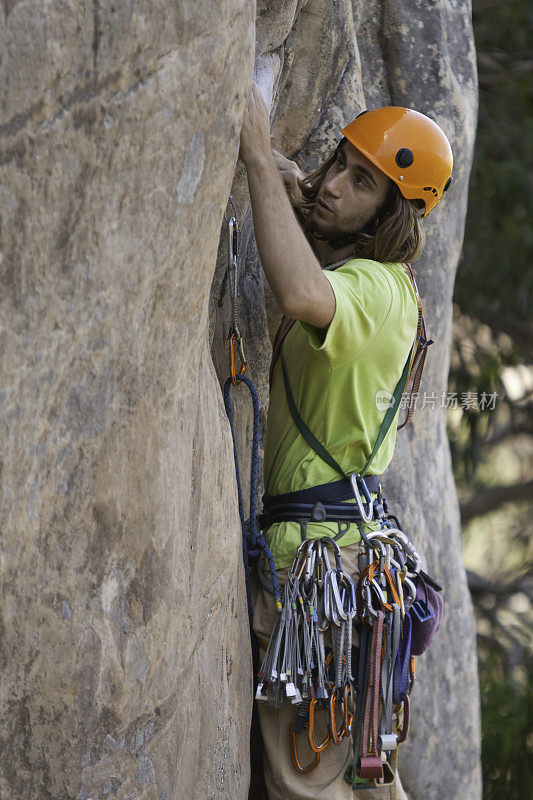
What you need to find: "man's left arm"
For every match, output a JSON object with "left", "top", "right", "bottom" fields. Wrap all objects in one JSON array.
[{"left": 239, "top": 84, "right": 335, "bottom": 329}]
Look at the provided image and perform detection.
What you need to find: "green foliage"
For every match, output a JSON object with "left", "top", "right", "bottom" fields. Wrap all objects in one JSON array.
[
  {"left": 456, "top": 0, "right": 533, "bottom": 327},
  {"left": 480, "top": 656, "right": 533, "bottom": 800}
]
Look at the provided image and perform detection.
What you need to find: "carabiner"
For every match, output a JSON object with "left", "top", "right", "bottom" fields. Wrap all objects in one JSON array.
[
  {"left": 361, "top": 582, "right": 378, "bottom": 622},
  {"left": 308, "top": 699, "right": 331, "bottom": 753},
  {"left": 339, "top": 572, "right": 357, "bottom": 616},
  {"left": 229, "top": 331, "right": 246, "bottom": 386},
  {"left": 320, "top": 536, "right": 341, "bottom": 561},
  {"left": 224, "top": 195, "right": 238, "bottom": 226},
  {"left": 402, "top": 576, "right": 417, "bottom": 609},
  {"left": 290, "top": 719, "right": 320, "bottom": 773},
  {"left": 329, "top": 690, "right": 345, "bottom": 745},
  {"left": 329, "top": 685, "right": 353, "bottom": 745},
  {"left": 224, "top": 198, "right": 239, "bottom": 268},
  {"left": 304, "top": 546, "right": 316, "bottom": 585},
  {"left": 350, "top": 474, "right": 374, "bottom": 523}
]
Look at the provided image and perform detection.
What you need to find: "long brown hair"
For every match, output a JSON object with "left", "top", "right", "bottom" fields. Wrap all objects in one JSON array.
[{"left": 290, "top": 140, "right": 425, "bottom": 263}]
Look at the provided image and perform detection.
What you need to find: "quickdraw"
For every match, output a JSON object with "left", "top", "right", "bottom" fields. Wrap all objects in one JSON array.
[
  {"left": 222, "top": 198, "right": 281, "bottom": 630},
  {"left": 224, "top": 197, "right": 246, "bottom": 385},
  {"left": 256, "top": 537, "right": 356, "bottom": 772}
]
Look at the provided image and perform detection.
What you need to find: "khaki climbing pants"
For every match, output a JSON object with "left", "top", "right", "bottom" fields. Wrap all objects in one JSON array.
[{"left": 251, "top": 542, "right": 409, "bottom": 800}]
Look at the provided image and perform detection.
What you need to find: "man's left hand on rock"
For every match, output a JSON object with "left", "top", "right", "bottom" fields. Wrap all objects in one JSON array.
[{"left": 239, "top": 82, "right": 273, "bottom": 167}]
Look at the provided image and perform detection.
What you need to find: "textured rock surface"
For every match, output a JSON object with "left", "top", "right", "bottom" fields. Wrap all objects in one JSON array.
[
  {"left": 1, "top": 1, "right": 479, "bottom": 799},
  {"left": 0, "top": 1, "right": 254, "bottom": 798}
]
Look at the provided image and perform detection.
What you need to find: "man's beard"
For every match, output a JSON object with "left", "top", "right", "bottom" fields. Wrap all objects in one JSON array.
[{"left": 306, "top": 209, "right": 360, "bottom": 250}]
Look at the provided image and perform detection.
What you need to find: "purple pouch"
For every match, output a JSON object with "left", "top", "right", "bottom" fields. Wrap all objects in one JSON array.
[{"left": 409, "top": 577, "right": 443, "bottom": 656}]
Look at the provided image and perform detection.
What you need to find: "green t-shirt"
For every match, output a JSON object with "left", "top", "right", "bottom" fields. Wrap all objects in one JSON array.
[{"left": 263, "top": 258, "right": 419, "bottom": 569}]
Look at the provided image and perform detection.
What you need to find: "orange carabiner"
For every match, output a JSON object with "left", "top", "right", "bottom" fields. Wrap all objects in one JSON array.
[
  {"left": 342, "top": 684, "right": 355, "bottom": 738},
  {"left": 329, "top": 685, "right": 354, "bottom": 744},
  {"left": 308, "top": 699, "right": 331, "bottom": 753},
  {"left": 329, "top": 691, "right": 345, "bottom": 745},
  {"left": 229, "top": 332, "right": 246, "bottom": 386},
  {"left": 290, "top": 719, "right": 320, "bottom": 774}
]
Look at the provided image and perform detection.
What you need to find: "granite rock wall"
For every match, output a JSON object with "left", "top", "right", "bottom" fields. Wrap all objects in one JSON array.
[{"left": 0, "top": 1, "right": 254, "bottom": 798}]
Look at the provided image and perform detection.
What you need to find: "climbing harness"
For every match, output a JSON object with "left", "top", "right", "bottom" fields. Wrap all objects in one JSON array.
[
  {"left": 222, "top": 198, "right": 281, "bottom": 629},
  {"left": 257, "top": 496, "right": 442, "bottom": 783}
]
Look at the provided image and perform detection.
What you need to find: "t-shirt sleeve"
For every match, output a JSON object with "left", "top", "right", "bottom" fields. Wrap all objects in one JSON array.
[{"left": 300, "top": 260, "right": 394, "bottom": 365}]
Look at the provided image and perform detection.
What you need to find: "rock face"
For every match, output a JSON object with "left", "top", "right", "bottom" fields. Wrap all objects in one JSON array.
[
  {"left": 1, "top": 2, "right": 479, "bottom": 800},
  {"left": 0, "top": 1, "right": 255, "bottom": 798}
]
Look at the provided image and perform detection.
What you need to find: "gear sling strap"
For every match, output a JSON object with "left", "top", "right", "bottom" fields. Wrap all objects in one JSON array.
[
  {"left": 273, "top": 262, "right": 428, "bottom": 481},
  {"left": 279, "top": 343, "right": 413, "bottom": 482},
  {"left": 278, "top": 287, "right": 422, "bottom": 483}
]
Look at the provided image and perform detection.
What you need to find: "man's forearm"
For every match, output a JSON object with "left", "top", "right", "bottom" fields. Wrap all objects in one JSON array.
[{"left": 245, "top": 154, "right": 335, "bottom": 328}]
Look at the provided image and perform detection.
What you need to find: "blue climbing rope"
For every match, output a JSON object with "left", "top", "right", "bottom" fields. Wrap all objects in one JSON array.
[{"left": 223, "top": 374, "right": 281, "bottom": 627}]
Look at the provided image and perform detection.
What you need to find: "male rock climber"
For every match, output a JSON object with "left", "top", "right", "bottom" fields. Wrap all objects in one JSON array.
[{"left": 239, "top": 83, "right": 452, "bottom": 800}]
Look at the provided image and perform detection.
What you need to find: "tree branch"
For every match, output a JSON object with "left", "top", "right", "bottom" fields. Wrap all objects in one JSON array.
[
  {"left": 467, "top": 567, "right": 533, "bottom": 598},
  {"left": 460, "top": 480, "right": 533, "bottom": 522},
  {"left": 482, "top": 425, "right": 533, "bottom": 450}
]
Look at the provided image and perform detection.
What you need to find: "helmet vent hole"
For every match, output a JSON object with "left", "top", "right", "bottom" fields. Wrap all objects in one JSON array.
[
  {"left": 423, "top": 186, "right": 439, "bottom": 197},
  {"left": 396, "top": 148, "right": 414, "bottom": 168}
]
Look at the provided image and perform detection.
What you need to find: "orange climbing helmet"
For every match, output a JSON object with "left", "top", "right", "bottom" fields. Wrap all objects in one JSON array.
[{"left": 341, "top": 107, "right": 453, "bottom": 216}]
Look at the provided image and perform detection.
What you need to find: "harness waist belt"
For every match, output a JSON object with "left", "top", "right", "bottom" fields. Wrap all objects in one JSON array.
[{"left": 261, "top": 476, "right": 382, "bottom": 528}]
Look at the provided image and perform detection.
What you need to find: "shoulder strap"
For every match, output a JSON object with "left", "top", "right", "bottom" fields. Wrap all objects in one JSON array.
[
  {"left": 279, "top": 341, "right": 413, "bottom": 479},
  {"left": 269, "top": 315, "right": 296, "bottom": 388},
  {"left": 279, "top": 346, "right": 349, "bottom": 481},
  {"left": 397, "top": 264, "right": 432, "bottom": 429},
  {"left": 276, "top": 261, "right": 428, "bottom": 478}
]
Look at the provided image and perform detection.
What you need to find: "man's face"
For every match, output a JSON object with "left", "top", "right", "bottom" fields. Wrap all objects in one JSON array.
[{"left": 309, "top": 141, "right": 391, "bottom": 239}]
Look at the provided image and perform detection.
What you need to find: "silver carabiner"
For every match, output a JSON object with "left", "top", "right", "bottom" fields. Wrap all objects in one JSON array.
[
  {"left": 362, "top": 582, "right": 378, "bottom": 621},
  {"left": 224, "top": 197, "right": 238, "bottom": 269},
  {"left": 305, "top": 545, "right": 316, "bottom": 584},
  {"left": 369, "top": 577, "right": 386, "bottom": 606},
  {"left": 395, "top": 531, "right": 422, "bottom": 573},
  {"left": 350, "top": 473, "right": 374, "bottom": 524},
  {"left": 402, "top": 576, "right": 417, "bottom": 609}
]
